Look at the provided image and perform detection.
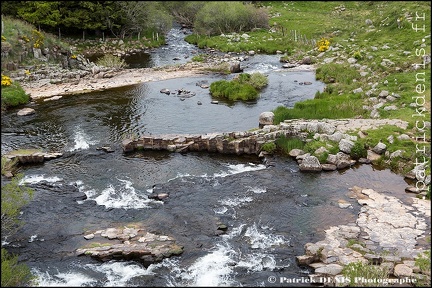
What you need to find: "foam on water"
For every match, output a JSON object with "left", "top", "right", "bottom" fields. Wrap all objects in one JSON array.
[
  {"left": 78, "top": 179, "right": 158, "bottom": 209},
  {"left": 19, "top": 175, "right": 63, "bottom": 185},
  {"left": 246, "top": 186, "right": 267, "bottom": 194},
  {"left": 219, "top": 196, "right": 253, "bottom": 207},
  {"left": 33, "top": 269, "right": 97, "bottom": 287},
  {"left": 214, "top": 163, "right": 266, "bottom": 178},
  {"left": 161, "top": 244, "right": 237, "bottom": 287},
  {"left": 244, "top": 223, "right": 287, "bottom": 249},
  {"left": 33, "top": 261, "right": 154, "bottom": 287},
  {"left": 68, "top": 128, "right": 98, "bottom": 151},
  {"left": 159, "top": 223, "right": 288, "bottom": 286},
  {"left": 168, "top": 163, "right": 266, "bottom": 182}
]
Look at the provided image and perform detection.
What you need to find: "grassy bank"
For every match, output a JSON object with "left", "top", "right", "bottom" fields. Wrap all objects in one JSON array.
[{"left": 187, "top": 1, "right": 431, "bottom": 178}]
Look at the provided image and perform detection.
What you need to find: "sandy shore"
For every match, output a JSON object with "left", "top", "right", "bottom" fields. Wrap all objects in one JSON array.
[
  {"left": 22, "top": 63, "right": 213, "bottom": 100},
  {"left": 21, "top": 61, "right": 316, "bottom": 100}
]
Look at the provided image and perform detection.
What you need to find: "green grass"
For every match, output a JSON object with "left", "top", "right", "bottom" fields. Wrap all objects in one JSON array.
[
  {"left": 209, "top": 72, "right": 268, "bottom": 101},
  {"left": 342, "top": 261, "right": 390, "bottom": 287},
  {"left": 1, "top": 15, "right": 69, "bottom": 65},
  {"left": 272, "top": 95, "right": 367, "bottom": 124},
  {"left": 261, "top": 142, "right": 276, "bottom": 153},
  {"left": 1, "top": 81, "right": 31, "bottom": 109},
  {"left": 275, "top": 135, "right": 305, "bottom": 154}
]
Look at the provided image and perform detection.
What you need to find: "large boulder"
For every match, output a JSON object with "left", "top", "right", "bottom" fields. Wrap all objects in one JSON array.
[
  {"left": 229, "top": 61, "right": 242, "bottom": 73},
  {"left": 299, "top": 155, "right": 322, "bottom": 172},
  {"left": 17, "top": 108, "right": 36, "bottom": 116},
  {"left": 259, "top": 112, "right": 274, "bottom": 127},
  {"left": 339, "top": 139, "right": 355, "bottom": 154}
]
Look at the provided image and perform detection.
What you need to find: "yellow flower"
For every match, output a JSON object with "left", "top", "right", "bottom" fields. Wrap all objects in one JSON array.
[
  {"left": 25, "top": 70, "right": 31, "bottom": 75},
  {"left": 317, "top": 38, "right": 330, "bottom": 52},
  {"left": 1, "top": 74, "right": 13, "bottom": 86},
  {"left": 1, "top": 35, "right": 6, "bottom": 41},
  {"left": 71, "top": 55, "right": 77, "bottom": 59}
]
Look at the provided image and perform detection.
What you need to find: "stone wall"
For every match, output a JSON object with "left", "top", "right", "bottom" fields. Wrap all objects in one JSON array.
[{"left": 121, "top": 118, "right": 409, "bottom": 156}]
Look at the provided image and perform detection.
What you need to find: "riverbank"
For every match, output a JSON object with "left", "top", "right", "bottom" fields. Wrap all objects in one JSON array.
[{"left": 21, "top": 62, "right": 214, "bottom": 100}]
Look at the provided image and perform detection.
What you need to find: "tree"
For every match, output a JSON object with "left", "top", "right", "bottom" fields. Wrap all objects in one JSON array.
[
  {"left": 193, "top": 1, "right": 269, "bottom": 36},
  {"left": 17, "top": 1, "right": 61, "bottom": 30},
  {"left": 163, "top": 1, "right": 206, "bottom": 28},
  {"left": 115, "top": 1, "right": 172, "bottom": 39}
]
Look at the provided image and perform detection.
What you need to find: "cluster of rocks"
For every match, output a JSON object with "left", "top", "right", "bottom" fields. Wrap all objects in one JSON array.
[
  {"left": 296, "top": 186, "right": 431, "bottom": 285},
  {"left": 3, "top": 150, "right": 62, "bottom": 175},
  {"left": 77, "top": 226, "right": 183, "bottom": 266},
  {"left": 8, "top": 54, "right": 117, "bottom": 87},
  {"left": 159, "top": 88, "right": 196, "bottom": 98}
]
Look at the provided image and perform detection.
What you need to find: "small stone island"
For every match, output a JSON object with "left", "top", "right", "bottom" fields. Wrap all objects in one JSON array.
[{"left": 76, "top": 226, "right": 184, "bottom": 266}]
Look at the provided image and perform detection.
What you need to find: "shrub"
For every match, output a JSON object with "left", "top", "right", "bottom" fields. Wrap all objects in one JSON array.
[
  {"left": 1, "top": 80, "right": 30, "bottom": 109},
  {"left": 353, "top": 50, "right": 363, "bottom": 60},
  {"left": 350, "top": 141, "right": 367, "bottom": 160},
  {"left": 317, "top": 38, "right": 330, "bottom": 52},
  {"left": 96, "top": 54, "right": 127, "bottom": 69},
  {"left": 1, "top": 174, "right": 34, "bottom": 238},
  {"left": 261, "top": 142, "right": 276, "bottom": 153},
  {"left": 191, "top": 54, "right": 206, "bottom": 62},
  {"left": 246, "top": 72, "right": 269, "bottom": 90},
  {"left": 1, "top": 249, "right": 35, "bottom": 287},
  {"left": 194, "top": 2, "right": 269, "bottom": 36},
  {"left": 1, "top": 156, "right": 18, "bottom": 176},
  {"left": 275, "top": 136, "right": 304, "bottom": 154}
]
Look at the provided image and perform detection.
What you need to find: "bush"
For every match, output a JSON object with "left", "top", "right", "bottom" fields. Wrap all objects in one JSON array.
[
  {"left": 1, "top": 174, "right": 35, "bottom": 287},
  {"left": 1, "top": 174, "right": 34, "bottom": 238},
  {"left": 209, "top": 72, "right": 267, "bottom": 101},
  {"left": 1, "top": 79, "right": 30, "bottom": 109},
  {"left": 350, "top": 141, "right": 367, "bottom": 159},
  {"left": 246, "top": 72, "right": 269, "bottom": 90},
  {"left": 1, "top": 249, "right": 35, "bottom": 287},
  {"left": 261, "top": 142, "right": 276, "bottom": 153},
  {"left": 194, "top": 1, "right": 269, "bottom": 36},
  {"left": 96, "top": 54, "right": 127, "bottom": 69},
  {"left": 275, "top": 136, "right": 305, "bottom": 154}
]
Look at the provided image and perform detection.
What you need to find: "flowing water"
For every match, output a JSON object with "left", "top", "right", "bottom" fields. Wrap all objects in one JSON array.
[{"left": 1, "top": 25, "right": 411, "bottom": 287}]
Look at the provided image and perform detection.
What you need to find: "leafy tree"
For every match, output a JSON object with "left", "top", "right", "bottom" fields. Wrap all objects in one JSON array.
[
  {"left": 163, "top": 1, "right": 206, "bottom": 27},
  {"left": 115, "top": 1, "right": 172, "bottom": 39},
  {"left": 16, "top": 1, "right": 61, "bottom": 30}
]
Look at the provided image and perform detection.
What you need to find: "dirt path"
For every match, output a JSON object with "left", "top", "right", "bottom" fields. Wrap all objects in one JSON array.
[{"left": 22, "top": 63, "right": 213, "bottom": 100}]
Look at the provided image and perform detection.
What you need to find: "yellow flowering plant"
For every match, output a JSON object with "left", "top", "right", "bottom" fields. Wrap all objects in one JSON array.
[
  {"left": 317, "top": 38, "right": 330, "bottom": 52},
  {"left": 1, "top": 74, "right": 13, "bottom": 86}
]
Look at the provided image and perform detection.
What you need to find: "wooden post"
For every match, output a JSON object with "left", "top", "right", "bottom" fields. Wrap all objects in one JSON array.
[
  {"left": 83, "top": 30, "right": 85, "bottom": 41},
  {"left": 138, "top": 31, "right": 140, "bottom": 41},
  {"left": 102, "top": 31, "right": 105, "bottom": 42},
  {"left": 58, "top": 27, "right": 61, "bottom": 39},
  {"left": 294, "top": 30, "right": 297, "bottom": 42}
]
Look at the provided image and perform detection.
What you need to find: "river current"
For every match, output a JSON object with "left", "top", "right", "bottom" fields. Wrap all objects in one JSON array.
[{"left": 1, "top": 24, "right": 411, "bottom": 287}]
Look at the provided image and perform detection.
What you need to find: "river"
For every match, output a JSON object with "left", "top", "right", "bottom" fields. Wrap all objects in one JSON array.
[{"left": 1, "top": 24, "right": 411, "bottom": 287}]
